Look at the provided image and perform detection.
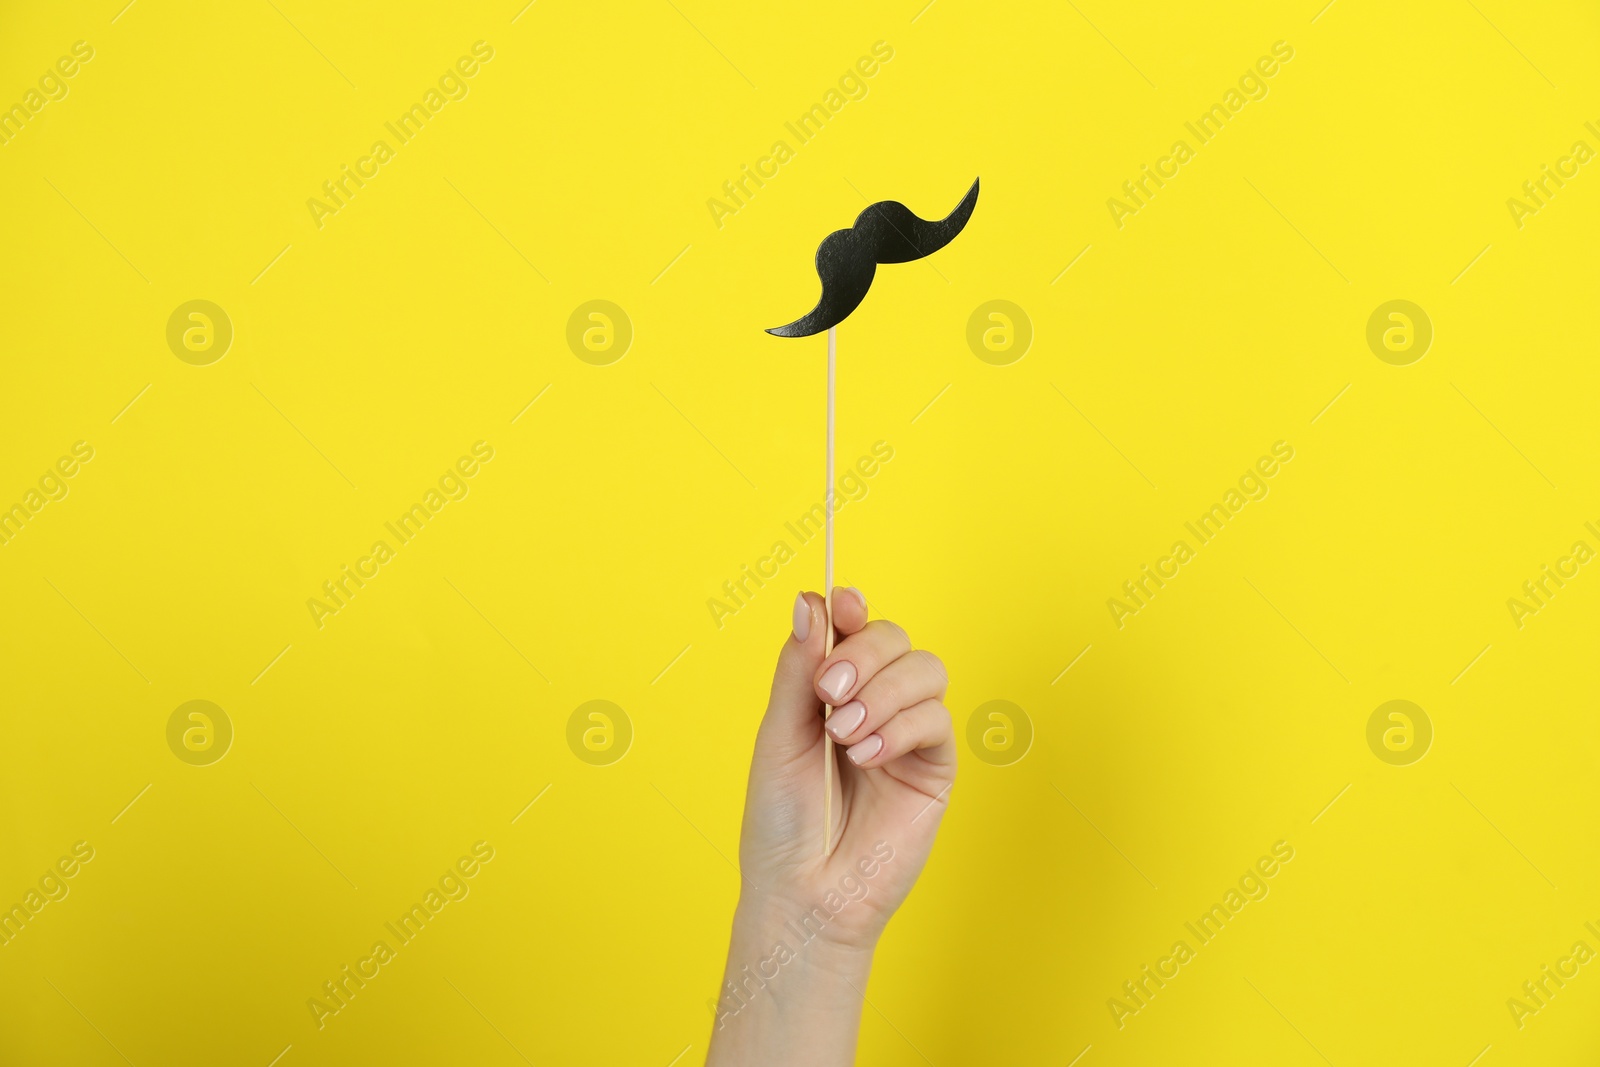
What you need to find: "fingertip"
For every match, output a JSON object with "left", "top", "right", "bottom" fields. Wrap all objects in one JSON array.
[
  {"left": 806, "top": 590, "right": 829, "bottom": 626},
  {"left": 845, "top": 733, "right": 885, "bottom": 766},
  {"left": 830, "top": 585, "right": 869, "bottom": 634}
]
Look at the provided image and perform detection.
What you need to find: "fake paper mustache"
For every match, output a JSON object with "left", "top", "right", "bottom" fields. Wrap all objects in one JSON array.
[{"left": 767, "top": 178, "right": 980, "bottom": 337}]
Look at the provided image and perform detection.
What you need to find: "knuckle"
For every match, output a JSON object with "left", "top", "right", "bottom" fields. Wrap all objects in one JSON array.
[
  {"left": 877, "top": 713, "right": 909, "bottom": 748},
  {"left": 866, "top": 618, "right": 910, "bottom": 649}
]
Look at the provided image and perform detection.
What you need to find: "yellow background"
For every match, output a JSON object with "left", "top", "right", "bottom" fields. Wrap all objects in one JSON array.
[{"left": 2, "top": 0, "right": 1598, "bottom": 1063}]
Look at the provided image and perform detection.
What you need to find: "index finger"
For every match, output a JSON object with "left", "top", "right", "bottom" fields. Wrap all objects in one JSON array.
[{"left": 829, "top": 585, "right": 868, "bottom": 639}]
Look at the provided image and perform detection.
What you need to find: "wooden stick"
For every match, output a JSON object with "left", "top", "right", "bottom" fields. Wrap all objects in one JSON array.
[{"left": 823, "top": 325, "right": 836, "bottom": 857}]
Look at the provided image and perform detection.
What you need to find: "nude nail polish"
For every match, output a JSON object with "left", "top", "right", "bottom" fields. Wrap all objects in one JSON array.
[
  {"left": 846, "top": 734, "right": 884, "bottom": 765},
  {"left": 792, "top": 593, "right": 810, "bottom": 642},
  {"left": 826, "top": 701, "right": 866, "bottom": 741},
  {"left": 818, "top": 661, "right": 856, "bottom": 702}
]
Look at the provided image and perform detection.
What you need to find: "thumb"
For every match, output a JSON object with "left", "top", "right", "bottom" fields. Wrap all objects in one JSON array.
[{"left": 757, "top": 591, "right": 829, "bottom": 755}]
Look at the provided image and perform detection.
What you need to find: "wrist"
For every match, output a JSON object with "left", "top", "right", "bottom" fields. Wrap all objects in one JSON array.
[
  {"left": 725, "top": 894, "right": 875, "bottom": 994},
  {"left": 707, "top": 897, "right": 874, "bottom": 1060},
  {"left": 733, "top": 890, "right": 882, "bottom": 960}
]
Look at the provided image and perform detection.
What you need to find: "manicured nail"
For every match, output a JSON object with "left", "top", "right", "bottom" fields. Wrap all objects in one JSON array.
[
  {"left": 818, "top": 661, "right": 856, "bottom": 703},
  {"left": 846, "top": 586, "right": 865, "bottom": 611},
  {"left": 826, "top": 700, "right": 866, "bottom": 741},
  {"left": 792, "top": 593, "right": 810, "bottom": 643},
  {"left": 846, "top": 734, "right": 884, "bottom": 765}
]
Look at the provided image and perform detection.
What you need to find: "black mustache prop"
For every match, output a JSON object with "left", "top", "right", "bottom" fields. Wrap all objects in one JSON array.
[
  {"left": 767, "top": 178, "right": 980, "bottom": 337},
  {"left": 763, "top": 177, "right": 979, "bottom": 857}
]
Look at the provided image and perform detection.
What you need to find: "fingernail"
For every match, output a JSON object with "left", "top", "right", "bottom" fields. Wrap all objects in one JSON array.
[
  {"left": 792, "top": 593, "right": 810, "bottom": 643},
  {"left": 846, "top": 734, "right": 884, "bottom": 765},
  {"left": 826, "top": 700, "right": 866, "bottom": 741},
  {"left": 846, "top": 586, "right": 865, "bottom": 610},
  {"left": 818, "top": 661, "right": 856, "bottom": 703}
]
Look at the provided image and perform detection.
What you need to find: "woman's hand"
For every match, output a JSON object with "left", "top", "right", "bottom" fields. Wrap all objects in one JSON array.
[
  {"left": 741, "top": 586, "right": 955, "bottom": 943},
  {"left": 707, "top": 587, "right": 955, "bottom": 1066}
]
